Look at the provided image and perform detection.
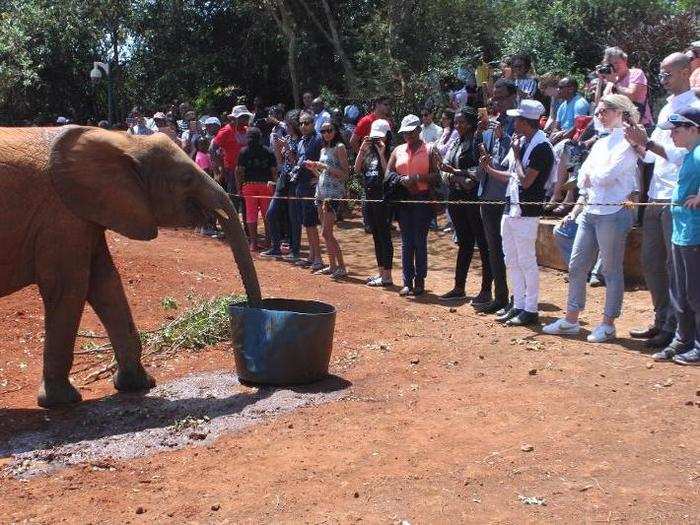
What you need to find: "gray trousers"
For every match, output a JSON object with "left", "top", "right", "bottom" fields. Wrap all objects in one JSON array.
[
  {"left": 670, "top": 243, "right": 700, "bottom": 351},
  {"left": 480, "top": 204, "right": 509, "bottom": 304},
  {"left": 641, "top": 203, "right": 676, "bottom": 333}
]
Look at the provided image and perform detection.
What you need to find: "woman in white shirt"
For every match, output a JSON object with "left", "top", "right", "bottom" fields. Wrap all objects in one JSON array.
[{"left": 544, "top": 94, "right": 640, "bottom": 343}]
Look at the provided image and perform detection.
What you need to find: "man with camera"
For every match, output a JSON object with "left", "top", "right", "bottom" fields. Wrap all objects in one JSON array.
[{"left": 625, "top": 52, "right": 700, "bottom": 352}]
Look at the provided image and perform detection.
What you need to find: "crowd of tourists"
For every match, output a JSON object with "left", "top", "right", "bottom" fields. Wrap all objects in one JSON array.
[{"left": 61, "top": 42, "right": 700, "bottom": 366}]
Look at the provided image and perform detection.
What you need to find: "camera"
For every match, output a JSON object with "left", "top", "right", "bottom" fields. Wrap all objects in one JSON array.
[{"left": 596, "top": 63, "right": 614, "bottom": 76}]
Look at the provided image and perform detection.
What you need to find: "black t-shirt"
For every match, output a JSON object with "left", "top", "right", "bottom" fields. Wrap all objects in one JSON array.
[
  {"left": 511, "top": 141, "right": 553, "bottom": 217},
  {"left": 237, "top": 145, "right": 276, "bottom": 183}
]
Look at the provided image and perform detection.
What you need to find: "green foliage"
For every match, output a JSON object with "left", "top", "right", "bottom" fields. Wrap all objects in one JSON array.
[{"left": 0, "top": 0, "right": 697, "bottom": 123}]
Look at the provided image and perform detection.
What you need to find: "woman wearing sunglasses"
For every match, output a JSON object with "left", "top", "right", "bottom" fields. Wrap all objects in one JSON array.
[
  {"left": 386, "top": 114, "right": 441, "bottom": 296},
  {"left": 305, "top": 121, "right": 350, "bottom": 279},
  {"left": 544, "top": 94, "right": 640, "bottom": 343}
]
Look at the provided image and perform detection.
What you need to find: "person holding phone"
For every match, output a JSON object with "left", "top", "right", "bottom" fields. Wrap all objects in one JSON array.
[
  {"left": 305, "top": 121, "right": 350, "bottom": 279},
  {"left": 543, "top": 95, "right": 640, "bottom": 343},
  {"left": 355, "top": 119, "right": 393, "bottom": 287},
  {"left": 438, "top": 107, "right": 493, "bottom": 303}
]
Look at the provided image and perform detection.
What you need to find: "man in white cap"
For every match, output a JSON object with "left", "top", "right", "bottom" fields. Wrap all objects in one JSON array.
[
  {"left": 211, "top": 105, "right": 253, "bottom": 193},
  {"left": 480, "top": 99, "right": 554, "bottom": 327}
]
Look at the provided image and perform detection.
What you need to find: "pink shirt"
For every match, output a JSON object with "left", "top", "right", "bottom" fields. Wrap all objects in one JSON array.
[
  {"left": 690, "top": 67, "right": 700, "bottom": 90},
  {"left": 615, "top": 68, "right": 653, "bottom": 126},
  {"left": 395, "top": 142, "right": 430, "bottom": 193},
  {"left": 195, "top": 151, "right": 212, "bottom": 171}
]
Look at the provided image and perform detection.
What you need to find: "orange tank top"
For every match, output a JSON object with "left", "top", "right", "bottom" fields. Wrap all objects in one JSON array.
[{"left": 395, "top": 142, "right": 430, "bottom": 193}]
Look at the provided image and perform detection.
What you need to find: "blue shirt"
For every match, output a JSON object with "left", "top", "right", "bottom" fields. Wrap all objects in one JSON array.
[
  {"left": 556, "top": 93, "right": 590, "bottom": 130},
  {"left": 672, "top": 143, "right": 700, "bottom": 246}
]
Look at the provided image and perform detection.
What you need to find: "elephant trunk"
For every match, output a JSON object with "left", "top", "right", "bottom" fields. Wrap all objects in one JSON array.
[
  {"left": 197, "top": 175, "right": 262, "bottom": 306},
  {"left": 220, "top": 210, "right": 262, "bottom": 306}
]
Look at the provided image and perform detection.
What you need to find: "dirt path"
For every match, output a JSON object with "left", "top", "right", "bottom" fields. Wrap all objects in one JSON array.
[{"left": 1, "top": 220, "right": 698, "bottom": 523}]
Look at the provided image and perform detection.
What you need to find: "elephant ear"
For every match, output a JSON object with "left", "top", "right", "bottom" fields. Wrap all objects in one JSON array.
[{"left": 49, "top": 126, "right": 158, "bottom": 240}]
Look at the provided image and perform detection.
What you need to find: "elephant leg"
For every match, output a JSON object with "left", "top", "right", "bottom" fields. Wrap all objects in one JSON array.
[
  {"left": 36, "top": 264, "right": 90, "bottom": 408},
  {"left": 86, "top": 236, "right": 155, "bottom": 393}
]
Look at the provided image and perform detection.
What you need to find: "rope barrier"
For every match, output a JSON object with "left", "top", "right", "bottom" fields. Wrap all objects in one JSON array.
[{"left": 228, "top": 193, "right": 676, "bottom": 208}]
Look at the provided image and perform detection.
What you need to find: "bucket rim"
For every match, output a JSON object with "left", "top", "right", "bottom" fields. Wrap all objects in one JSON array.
[{"left": 228, "top": 298, "right": 336, "bottom": 317}]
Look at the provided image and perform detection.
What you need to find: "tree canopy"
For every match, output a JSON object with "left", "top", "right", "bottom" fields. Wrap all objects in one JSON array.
[{"left": 0, "top": 0, "right": 696, "bottom": 123}]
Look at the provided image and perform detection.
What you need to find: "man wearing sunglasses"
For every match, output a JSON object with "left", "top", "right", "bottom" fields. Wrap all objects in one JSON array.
[
  {"left": 625, "top": 52, "right": 700, "bottom": 349},
  {"left": 656, "top": 107, "right": 700, "bottom": 365}
]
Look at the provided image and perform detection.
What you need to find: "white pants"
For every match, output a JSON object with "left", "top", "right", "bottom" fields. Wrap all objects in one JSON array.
[{"left": 501, "top": 216, "right": 540, "bottom": 313}]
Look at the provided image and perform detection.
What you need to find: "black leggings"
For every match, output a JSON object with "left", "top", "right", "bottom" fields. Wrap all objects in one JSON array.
[
  {"left": 448, "top": 202, "right": 492, "bottom": 292},
  {"left": 366, "top": 201, "right": 394, "bottom": 270}
]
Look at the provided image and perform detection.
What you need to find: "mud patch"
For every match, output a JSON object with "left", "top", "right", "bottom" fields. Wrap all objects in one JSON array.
[{"left": 0, "top": 371, "right": 349, "bottom": 478}]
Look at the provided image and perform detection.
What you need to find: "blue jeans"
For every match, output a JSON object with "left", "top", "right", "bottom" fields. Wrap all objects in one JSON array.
[
  {"left": 567, "top": 209, "right": 634, "bottom": 318},
  {"left": 397, "top": 197, "right": 433, "bottom": 287},
  {"left": 554, "top": 219, "right": 603, "bottom": 277},
  {"left": 266, "top": 193, "right": 285, "bottom": 251},
  {"left": 286, "top": 182, "right": 302, "bottom": 256}
]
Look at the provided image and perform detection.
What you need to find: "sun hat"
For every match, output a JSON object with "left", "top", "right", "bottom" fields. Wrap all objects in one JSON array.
[
  {"left": 369, "top": 118, "right": 390, "bottom": 138},
  {"left": 204, "top": 116, "right": 222, "bottom": 126},
  {"left": 506, "top": 99, "right": 546, "bottom": 120},
  {"left": 398, "top": 114, "right": 421, "bottom": 133},
  {"left": 659, "top": 107, "right": 700, "bottom": 130},
  {"left": 228, "top": 105, "right": 253, "bottom": 119}
]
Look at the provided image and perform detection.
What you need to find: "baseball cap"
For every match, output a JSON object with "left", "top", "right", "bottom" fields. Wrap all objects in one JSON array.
[
  {"left": 153, "top": 112, "right": 166, "bottom": 119},
  {"left": 659, "top": 107, "right": 700, "bottom": 130},
  {"left": 204, "top": 116, "right": 222, "bottom": 126},
  {"left": 228, "top": 105, "right": 253, "bottom": 119},
  {"left": 369, "top": 119, "right": 390, "bottom": 138},
  {"left": 398, "top": 114, "right": 421, "bottom": 133},
  {"left": 506, "top": 99, "right": 546, "bottom": 120},
  {"left": 56, "top": 116, "right": 69, "bottom": 125}
]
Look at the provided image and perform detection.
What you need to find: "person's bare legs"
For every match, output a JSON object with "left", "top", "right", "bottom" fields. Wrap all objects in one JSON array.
[
  {"left": 321, "top": 207, "right": 344, "bottom": 270},
  {"left": 306, "top": 225, "right": 322, "bottom": 264}
]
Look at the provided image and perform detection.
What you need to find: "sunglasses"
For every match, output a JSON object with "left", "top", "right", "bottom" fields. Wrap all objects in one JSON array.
[
  {"left": 658, "top": 71, "right": 673, "bottom": 82},
  {"left": 594, "top": 107, "right": 614, "bottom": 117},
  {"left": 320, "top": 128, "right": 334, "bottom": 134}
]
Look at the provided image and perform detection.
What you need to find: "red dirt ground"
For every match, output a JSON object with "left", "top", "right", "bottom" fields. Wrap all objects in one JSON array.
[{"left": 1, "top": 218, "right": 699, "bottom": 523}]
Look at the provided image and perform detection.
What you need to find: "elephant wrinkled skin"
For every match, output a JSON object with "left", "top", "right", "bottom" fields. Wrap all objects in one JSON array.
[{"left": 0, "top": 126, "right": 261, "bottom": 408}]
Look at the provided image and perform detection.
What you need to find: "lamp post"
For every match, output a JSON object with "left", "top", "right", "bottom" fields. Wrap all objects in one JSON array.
[{"left": 90, "top": 61, "right": 114, "bottom": 126}]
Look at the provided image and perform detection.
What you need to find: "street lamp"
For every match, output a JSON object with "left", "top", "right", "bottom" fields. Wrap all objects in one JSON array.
[{"left": 90, "top": 61, "right": 114, "bottom": 126}]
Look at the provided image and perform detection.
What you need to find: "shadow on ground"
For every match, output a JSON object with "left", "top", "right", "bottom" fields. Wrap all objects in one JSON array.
[{"left": 0, "top": 372, "right": 350, "bottom": 478}]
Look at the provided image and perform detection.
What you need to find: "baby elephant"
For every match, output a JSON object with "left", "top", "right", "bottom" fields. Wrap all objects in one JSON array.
[{"left": 0, "top": 126, "right": 261, "bottom": 407}]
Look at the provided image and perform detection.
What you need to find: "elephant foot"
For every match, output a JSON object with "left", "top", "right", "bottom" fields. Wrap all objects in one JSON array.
[
  {"left": 113, "top": 366, "right": 155, "bottom": 393},
  {"left": 37, "top": 379, "right": 82, "bottom": 408}
]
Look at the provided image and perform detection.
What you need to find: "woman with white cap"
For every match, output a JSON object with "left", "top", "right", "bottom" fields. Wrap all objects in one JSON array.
[
  {"left": 354, "top": 118, "right": 394, "bottom": 286},
  {"left": 386, "top": 114, "right": 441, "bottom": 296}
]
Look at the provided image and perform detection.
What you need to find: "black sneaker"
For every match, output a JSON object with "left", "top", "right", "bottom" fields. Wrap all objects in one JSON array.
[
  {"left": 673, "top": 348, "right": 700, "bottom": 366},
  {"left": 496, "top": 307, "right": 522, "bottom": 323},
  {"left": 413, "top": 279, "right": 425, "bottom": 296},
  {"left": 439, "top": 289, "right": 466, "bottom": 301},
  {"left": 473, "top": 300, "right": 508, "bottom": 314},
  {"left": 505, "top": 311, "right": 539, "bottom": 327},
  {"left": 644, "top": 330, "right": 674, "bottom": 349},
  {"left": 652, "top": 347, "right": 679, "bottom": 362},
  {"left": 471, "top": 292, "right": 492, "bottom": 306}
]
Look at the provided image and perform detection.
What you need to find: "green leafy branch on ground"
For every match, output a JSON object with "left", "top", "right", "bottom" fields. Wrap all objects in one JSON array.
[{"left": 74, "top": 294, "right": 246, "bottom": 384}]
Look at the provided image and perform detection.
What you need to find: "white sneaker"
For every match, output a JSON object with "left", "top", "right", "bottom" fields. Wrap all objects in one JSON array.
[
  {"left": 543, "top": 318, "right": 581, "bottom": 335},
  {"left": 587, "top": 324, "right": 616, "bottom": 343}
]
